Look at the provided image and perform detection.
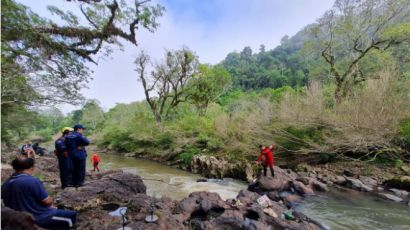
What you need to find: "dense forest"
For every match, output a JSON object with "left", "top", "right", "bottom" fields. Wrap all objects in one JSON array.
[{"left": 2, "top": 0, "right": 410, "bottom": 168}]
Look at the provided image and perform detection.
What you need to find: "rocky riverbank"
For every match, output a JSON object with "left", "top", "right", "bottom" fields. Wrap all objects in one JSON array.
[
  {"left": 1, "top": 155, "right": 328, "bottom": 230},
  {"left": 178, "top": 155, "right": 410, "bottom": 205}
]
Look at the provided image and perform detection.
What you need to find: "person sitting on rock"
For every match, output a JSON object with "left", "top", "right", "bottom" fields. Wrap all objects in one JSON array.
[
  {"left": 1, "top": 156, "right": 77, "bottom": 230},
  {"left": 21, "top": 140, "right": 35, "bottom": 158},
  {"left": 256, "top": 145, "right": 275, "bottom": 177},
  {"left": 91, "top": 152, "right": 101, "bottom": 172}
]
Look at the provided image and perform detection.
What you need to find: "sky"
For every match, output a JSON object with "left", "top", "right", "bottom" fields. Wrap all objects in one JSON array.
[{"left": 19, "top": 0, "right": 334, "bottom": 113}]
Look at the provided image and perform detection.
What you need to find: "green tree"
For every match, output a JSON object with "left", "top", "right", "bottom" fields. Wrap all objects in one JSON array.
[
  {"left": 135, "top": 48, "right": 199, "bottom": 123},
  {"left": 81, "top": 100, "right": 105, "bottom": 130},
  {"left": 188, "top": 65, "right": 231, "bottom": 115},
  {"left": 1, "top": 0, "right": 164, "bottom": 144},
  {"left": 309, "top": 0, "right": 410, "bottom": 103}
]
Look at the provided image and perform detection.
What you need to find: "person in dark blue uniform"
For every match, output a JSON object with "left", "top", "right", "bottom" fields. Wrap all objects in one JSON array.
[
  {"left": 2, "top": 156, "right": 77, "bottom": 230},
  {"left": 54, "top": 127, "right": 74, "bottom": 189},
  {"left": 65, "top": 124, "right": 90, "bottom": 187}
]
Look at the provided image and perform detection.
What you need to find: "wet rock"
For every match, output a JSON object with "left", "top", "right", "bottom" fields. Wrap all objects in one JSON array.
[
  {"left": 359, "top": 176, "right": 378, "bottom": 188},
  {"left": 283, "top": 194, "right": 302, "bottom": 207},
  {"left": 388, "top": 188, "right": 409, "bottom": 197},
  {"left": 345, "top": 177, "right": 373, "bottom": 192},
  {"left": 332, "top": 175, "right": 346, "bottom": 185},
  {"left": 1, "top": 206, "right": 38, "bottom": 230},
  {"left": 124, "top": 152, "right": 137, "bottom": 157},
  {"left": 292, "top": 181, "right": 315, "bottom": 196},
  {"left": 197, "top": 178, "right": 208, "bottom": 182},
  {"left": 296, "top": 176, "right": 310, "bottom": 185},
  {"left": 56, "top": 171, "right": 146, "bottom": 211},
  {"left": 310, "top": 179, "right": 329, "bottom": 192},
  {"left": 378, "top": 193, "right": 403, "bottom": 202}
]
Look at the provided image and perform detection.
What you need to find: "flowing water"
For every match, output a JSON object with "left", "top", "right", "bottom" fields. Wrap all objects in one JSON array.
[
  {"left": 88, "top": 153, "right": 246, "bottom": 200},
  {"left": 90, "top": 153, "right": 410, "bottom": 229}
]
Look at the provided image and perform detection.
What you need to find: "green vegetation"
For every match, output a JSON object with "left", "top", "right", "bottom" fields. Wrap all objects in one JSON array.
[
  {"left": 2, "top": 0, "right": 409, "bottom": 167},
  {"left": 1, "top": 0, "right": 164, "bottom": 144}
]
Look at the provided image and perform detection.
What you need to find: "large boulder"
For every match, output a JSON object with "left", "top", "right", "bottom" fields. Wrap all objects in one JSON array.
[
  {"left": 176, "top": 191, "right": 228, "bottom": 218},
  {"left": 56, "top": 171, "right": 146, "bottom": 211},
  {"left": 258, "top": 176, "right": 290, "bottom": 191}
]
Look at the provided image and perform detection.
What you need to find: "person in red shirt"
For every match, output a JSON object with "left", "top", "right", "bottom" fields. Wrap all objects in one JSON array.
[
  {"left": 256, "top": 145, "right": 275, "bottom": 177},
  {"left": 90, "top": 153, "right": 101, "bottom": 172}
]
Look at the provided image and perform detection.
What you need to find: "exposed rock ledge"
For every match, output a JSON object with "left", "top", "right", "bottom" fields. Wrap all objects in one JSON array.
[{"left": 2, "top": 170, "right": 327, "bottom": 230}]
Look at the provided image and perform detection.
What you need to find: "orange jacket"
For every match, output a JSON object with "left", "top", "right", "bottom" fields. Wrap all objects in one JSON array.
[
  {"left": 257, "top": 146, "right": 274, "bottom": 166},
  {"left": 91, "top": 153, "right": 101, "bottom": 163}
]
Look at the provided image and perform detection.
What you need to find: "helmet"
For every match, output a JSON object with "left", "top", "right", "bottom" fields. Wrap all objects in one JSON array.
[{"left": 61, "top": 127, "right": 74, "bottom": 133}]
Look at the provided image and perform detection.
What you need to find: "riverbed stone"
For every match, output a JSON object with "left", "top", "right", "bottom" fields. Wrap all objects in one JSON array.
[
  {"left": 333, "top": 175, "right": 346, "bottom": 185},
  {"left": 237, "top": 189, "right": 259, "bottom": 205},
  {"left": 292, "top": 181, "right": 315, "bottom": 196},
  {"left": 345, "top": 177, "right": 373, "bottom": 192},
  {"left": 359, "top": 176, "right": 378, "bottom": 188},
  {"left": 388, "top": 188, "right": 409, "bottom": 197},
  {"left": 176, "top": 191, "right": 228, "bottom": 218},
  {"left": 377, "top": 193, "right": 403, "bottom": 202},
  {"left": 310, "top": 179, "right": 330, "bottom": 192}
]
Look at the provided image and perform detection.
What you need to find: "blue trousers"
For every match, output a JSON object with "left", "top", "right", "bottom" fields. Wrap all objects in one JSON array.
[
  {"left": 71, "top": 154, "right": 86, "bottom": 186},
  {"left": 57, "top": 155, "right": 73, "bottom": 188},
  {"left": 37, "top": 209, "right": 77, "bottom": 230}
]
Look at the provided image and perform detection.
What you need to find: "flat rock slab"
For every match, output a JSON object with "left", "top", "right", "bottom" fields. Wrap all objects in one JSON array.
[
  {"left": 378, "top": 193, "right": 403, "bottom": 202},
  {"left": 56, "top": 171, "right": 146, "bottom": 211}
]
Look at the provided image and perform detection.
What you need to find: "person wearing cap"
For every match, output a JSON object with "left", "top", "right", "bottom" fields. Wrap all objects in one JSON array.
[
  {"left": 65, "top": 124, "right": 90, "bottom": 187},
  {"left": 2, "top": 156, "right": 77, "bottom": 229},
  {"left": 54, "top": 127, "right": 74, "bottom": 189}
]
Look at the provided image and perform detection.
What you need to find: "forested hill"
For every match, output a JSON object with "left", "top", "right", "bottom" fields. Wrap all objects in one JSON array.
[
  {"left": 2, "top": 0, "right": 409, "bottom": 168},
  {"left": 221, "top": 29, "right": 311, "bottom": 90},
  {"left": 221, "top": 21, "right": 410, "bottom": 91}
]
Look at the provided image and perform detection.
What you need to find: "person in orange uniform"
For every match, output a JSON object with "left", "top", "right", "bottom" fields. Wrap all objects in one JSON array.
[
  {"left": 90, "top": 153, "right": 101, "bottom": 172},
  {"left": 256, "top": 145, "right": 275, "bottom": 177}
]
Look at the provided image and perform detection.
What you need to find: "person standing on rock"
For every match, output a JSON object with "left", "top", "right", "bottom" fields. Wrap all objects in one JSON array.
[
  {"left": 90, "top": 152, "right": 101, "bottom": 172},
  {"left": 1, "top": 156, "right": 77, "bottom": 229},
  {"left": 256, "top": 145, "right": 275, "bottom": 177},
  {"left": 65, "top": 124, "right": 90, "bottom": 187},
  {"left": 54, "top": 127, "right": 74, "bottom": 189}
]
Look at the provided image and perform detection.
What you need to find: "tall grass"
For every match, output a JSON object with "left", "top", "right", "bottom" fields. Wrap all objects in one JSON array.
[{"left": 96, "top": 72, "right": 410, "bottom": 164}]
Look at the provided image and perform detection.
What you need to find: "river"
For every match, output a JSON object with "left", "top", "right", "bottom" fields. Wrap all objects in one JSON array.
[{"left": 89, "top": 153, "right": 410, "bottom": 229}]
